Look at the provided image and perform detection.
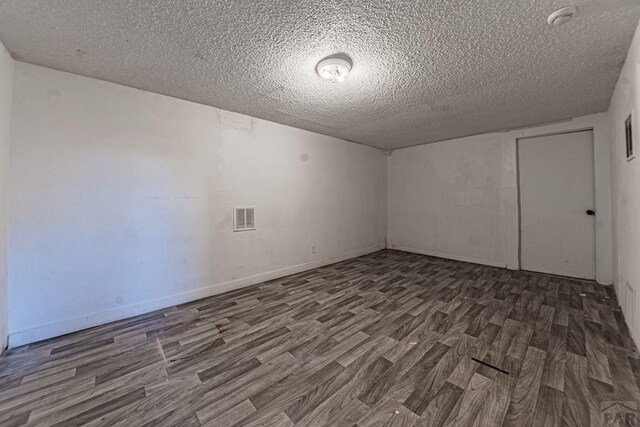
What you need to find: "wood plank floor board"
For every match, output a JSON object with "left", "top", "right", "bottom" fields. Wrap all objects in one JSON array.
[
  {"left": 532, "top": 384, "right": 563, "bottom": 427},
  {"left": 444, "top": 372, "right": 492, "bottom": 427},
  {"left": 474, "top": 356, "right": 519, "bottom": 427},
  {"left": 0, "top": 249, "right": 636, "bottom": 426},
  {"left": 418, "top": 381, "right": 464, "bottom": 427},
  {"left": 561, "top": 353, "right": 591, "bottom": 427},
  {"left": 502, "top": 346, "right": 546, "bottom": 426}
]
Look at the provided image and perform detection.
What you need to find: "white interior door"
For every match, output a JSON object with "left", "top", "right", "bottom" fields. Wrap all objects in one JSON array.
[{"left": 518, "top": 130, "right": 596, "bottom": 280}]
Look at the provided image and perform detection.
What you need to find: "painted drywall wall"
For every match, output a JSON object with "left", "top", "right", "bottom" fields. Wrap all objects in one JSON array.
[
  {"left": 609, "top": 22, "right": 640, "bottom": 345},
  {"left": 0, "top": 41, "right": 14, "bottom": 352},
  {"left": 388, "top": 113, "right": 612, "bottom": 284},
  {"left": 388, "top": 133, "right": 519, "bottom": 268},
  {"left": 7, "top": 63, "right": 387, "bottom": 347}
]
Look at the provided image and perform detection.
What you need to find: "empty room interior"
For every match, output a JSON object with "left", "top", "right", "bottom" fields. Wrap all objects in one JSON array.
[{"left": 1, "top": 1, "right": 640, "bottom": 426}]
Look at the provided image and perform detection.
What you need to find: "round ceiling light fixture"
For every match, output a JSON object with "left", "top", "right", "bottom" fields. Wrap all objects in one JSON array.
[
  {"left": 316, "top": 56, "right": 351, "bottom": 83},
  {"left": 547, "top": 5, "right": 578, "bottom": 26}
]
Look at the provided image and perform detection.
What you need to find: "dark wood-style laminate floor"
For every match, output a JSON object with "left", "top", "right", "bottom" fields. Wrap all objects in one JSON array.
[{"left": 0, "top": 250, "right": 638, "bottom": 426}]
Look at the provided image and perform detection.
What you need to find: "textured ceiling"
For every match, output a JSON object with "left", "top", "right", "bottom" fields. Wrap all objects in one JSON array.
[{"left": 0, "top": 0, "right": 638, "bottom": 150}]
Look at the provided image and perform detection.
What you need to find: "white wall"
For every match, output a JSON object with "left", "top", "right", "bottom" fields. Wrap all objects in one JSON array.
[
  {"left": 388, "top": 133, "right": 519, "bottom": 268},
  {"left": 0, "top": 41, "right": 14, "bottom": 352},
  {"left": 388, "top": 114, "right": 612, "bottom": 283},
  {"left": 609, "top": 22, "right": 640, "bottom": 345},
  {"left": 7, "top": 63, "right": 387, "bottom": 347}
]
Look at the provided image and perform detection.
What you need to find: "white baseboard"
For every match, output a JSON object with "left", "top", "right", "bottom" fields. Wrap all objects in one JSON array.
[
  {"left": 390, "top": 245, "right": 512, "bottom": 269},
  {"left": 8, "top": 246, "right": 382, "bottom": 348}
]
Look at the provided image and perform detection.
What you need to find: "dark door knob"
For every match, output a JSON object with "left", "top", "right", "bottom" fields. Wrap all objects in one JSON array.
[{"left": 586, "top": 210, "right": 595, "bottom": 216}]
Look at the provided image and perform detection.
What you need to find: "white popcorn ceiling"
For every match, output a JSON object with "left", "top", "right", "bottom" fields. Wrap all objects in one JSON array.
[{"left": 0, "top": 0, "right": 638, "bottom": 150}]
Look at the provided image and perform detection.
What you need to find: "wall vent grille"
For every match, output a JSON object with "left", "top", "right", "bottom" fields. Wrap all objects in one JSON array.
[{"left": 234, "top": 207, "right": 255, "bottom": 232}]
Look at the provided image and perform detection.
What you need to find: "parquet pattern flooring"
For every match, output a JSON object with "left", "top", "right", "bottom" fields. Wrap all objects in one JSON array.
[{"left": 0, "top": 249, "right": 639, "bottom": 426}]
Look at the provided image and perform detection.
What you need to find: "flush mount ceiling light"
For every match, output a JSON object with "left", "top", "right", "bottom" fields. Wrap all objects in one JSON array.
[
  {"left": 316, "top": 56, "right": 351, "bottom": 83},
  {"left": 547, "top": 6, "right": 578, "bottom": 26}
]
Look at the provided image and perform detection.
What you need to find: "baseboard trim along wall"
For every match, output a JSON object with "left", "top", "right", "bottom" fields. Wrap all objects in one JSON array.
[
  {"left": 390, "top": 245, "right": 514, "bottom": 270},
  {"left": 8, "top": 245, "right": 382, "bottom": 348}
]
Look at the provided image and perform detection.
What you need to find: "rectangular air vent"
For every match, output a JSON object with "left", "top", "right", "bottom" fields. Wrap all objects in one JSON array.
[
  {"left": 234, "top": 207, "right": 255, "bottom": 232},
  {"left": 626, "top": 114, "right": 634, "bottom": 160}
]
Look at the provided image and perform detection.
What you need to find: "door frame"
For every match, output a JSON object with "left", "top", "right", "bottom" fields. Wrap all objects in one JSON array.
[{"left": 515, "top": 127, "right": 597, "bottom": 279}]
